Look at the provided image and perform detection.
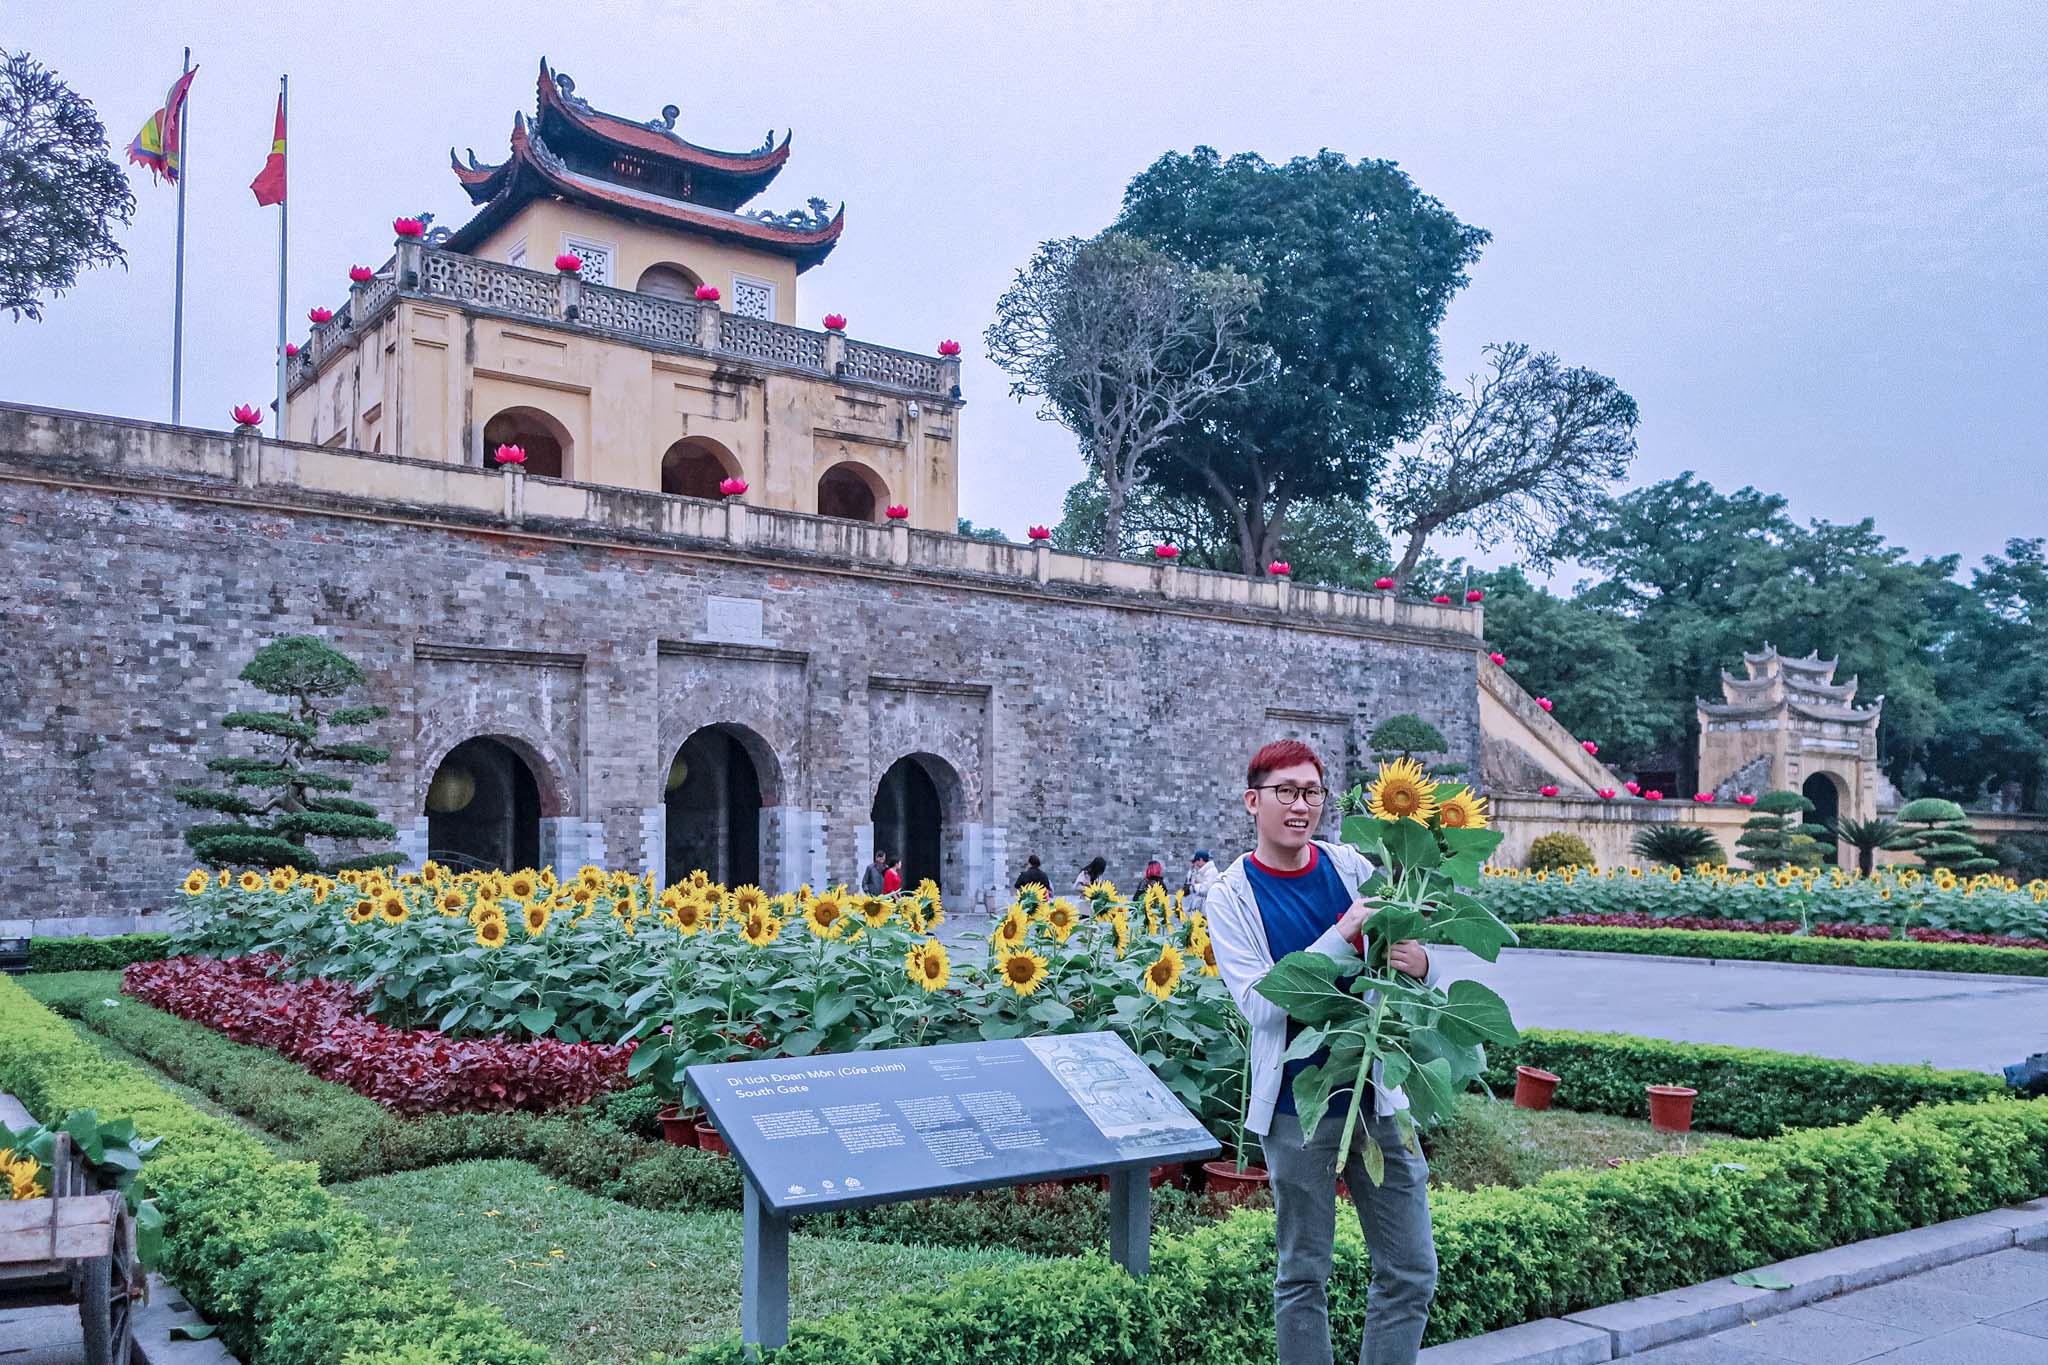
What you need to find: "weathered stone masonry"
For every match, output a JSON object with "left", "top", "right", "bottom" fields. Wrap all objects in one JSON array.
[{"left": 0, "top": 404, "right": 1483, "bottom": 933}]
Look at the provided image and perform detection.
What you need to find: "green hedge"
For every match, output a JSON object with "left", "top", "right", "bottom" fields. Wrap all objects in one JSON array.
[
  {"left": 1517, "top": 923, "right": 2048, "bottom": 976},
  {"left": 669, "top": 1096, "right": 2048, "bottom": 1361},
  {"left": 27, "top": 932, "right": 172, "bottom": 973},
  {"left": 1485, "top": 1028, "right": 2007, "bottom": 1137},
  {"left": 0, "top": 975, "right": 549, "bottom": 1365}
]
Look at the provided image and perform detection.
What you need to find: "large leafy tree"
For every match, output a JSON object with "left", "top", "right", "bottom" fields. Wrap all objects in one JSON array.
[
  {"left": 1474, "top": 568, "right": 1663, "bottom": 764},
  {"left": 1116, "top": 148, "right": 1489, "bottom": 575},
  {"left": 176, "top": 636, "right": 403, "bottom": 873},
  {"left": 1916, "top": 540, "right": 2048, "bottom": 807},
  {"left": 0, "top": 50, "right": 133, "bottom": 320},
  {"left": 1382, "top": 342, "right": 1638, "bottom": 587},
  {"left": 984, "top": 232, "right": 1266, "bottom": 552}
]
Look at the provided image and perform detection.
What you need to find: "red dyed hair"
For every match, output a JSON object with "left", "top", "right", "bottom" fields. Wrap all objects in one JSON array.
[{"left": 1247, "top": 739, "right": 1324, "bottom": 789}]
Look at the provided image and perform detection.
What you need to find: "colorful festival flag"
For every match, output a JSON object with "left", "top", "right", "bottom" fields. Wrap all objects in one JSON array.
[
  {"left": 249, "top": 92, "right": 286, "bottom": 206},
  {"left": 127, "top": 67, "right": 198, "bottom": 183}
]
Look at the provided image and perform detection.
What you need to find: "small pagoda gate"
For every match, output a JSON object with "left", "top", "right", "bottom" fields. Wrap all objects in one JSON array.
[{"left": 1696, "top": 644, "right": 1883, "bottom": 828}]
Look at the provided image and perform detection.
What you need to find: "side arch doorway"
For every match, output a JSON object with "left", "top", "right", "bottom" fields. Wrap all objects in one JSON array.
[
  {"left": 425, "top": 737, "right": 542, "bottom": 872},
  {"left": 1803, "top": 772, "right": 1844, "bottom": 863},
  {"left": 665, "top": 725, "right": 777, "bottom": 887}
]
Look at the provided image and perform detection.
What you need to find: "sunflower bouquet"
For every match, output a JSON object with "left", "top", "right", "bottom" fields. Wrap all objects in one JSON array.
[{"left": 1254, "top": 759, "right": 1521, "bottom": 1184}]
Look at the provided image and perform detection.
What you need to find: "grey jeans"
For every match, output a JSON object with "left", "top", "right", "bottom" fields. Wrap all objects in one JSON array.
[{"left": 1263, "top": 1108, "right": 1438, "bottom": 1365}]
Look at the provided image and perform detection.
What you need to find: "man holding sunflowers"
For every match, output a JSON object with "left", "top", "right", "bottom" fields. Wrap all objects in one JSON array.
[{"left": 1207, "top": 739, "right": 1439, "bottom": 1365}]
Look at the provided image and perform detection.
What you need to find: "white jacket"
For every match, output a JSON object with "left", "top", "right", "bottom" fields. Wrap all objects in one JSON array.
[{"left": 1206, "top": 839, "right": 1438, "bottom": 1138}]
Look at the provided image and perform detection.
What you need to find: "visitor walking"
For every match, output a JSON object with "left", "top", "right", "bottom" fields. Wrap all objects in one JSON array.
[
  {"left": 1015, "top": 854, "right": 1052, "bottom": 891},
  {"left": 1183, "top": 849, "right": 1219, "bottom": 912},
  {"left": 1205, "top": 739, "right": 1439, "bottom": 1365},
  {"left": 882, "top": 857, "right": 902, "bottom": 894},
  {"left": 1074, "top": 855, "right": 1107, "bottom": 894},
  {"left": 859, "top": 849, "right": 890, "bottom": 896}
]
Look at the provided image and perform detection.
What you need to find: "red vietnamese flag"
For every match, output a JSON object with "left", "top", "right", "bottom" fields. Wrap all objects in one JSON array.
[{"left": 249, "top": 93, "right": 285, "bottom": 205}]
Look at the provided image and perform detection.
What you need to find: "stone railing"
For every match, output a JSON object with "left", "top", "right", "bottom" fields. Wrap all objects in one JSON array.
[
  {"left": 290, "top": 246, "right": 955, "bottom": 398},
  {"left": 0, "top": 403, "right": 1484, "bottom": 649}
]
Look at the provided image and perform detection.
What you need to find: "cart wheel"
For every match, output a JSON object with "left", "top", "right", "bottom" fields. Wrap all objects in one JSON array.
[{"left": 79, "top": 1204, "right": 136, "bottom": 1365}]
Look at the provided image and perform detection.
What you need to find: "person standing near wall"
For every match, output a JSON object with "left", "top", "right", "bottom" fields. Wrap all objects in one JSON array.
[
  {"left": 860, "top": 849, "right": 890, "bottom": 896},
  {"left": 1075, "top": 855, "right": 1107, "bottom": 894},
  {"left": 882, "top": 857, "right": 902, "bottom": 894},
  {"left": 1015, "top": 854, "right": 1052, "bottom": 891},
  {"left": 1184, "top": 849, "right": 1219, "bottom": 912}
]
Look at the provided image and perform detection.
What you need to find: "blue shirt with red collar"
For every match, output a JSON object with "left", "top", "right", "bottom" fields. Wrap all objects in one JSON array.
[{"left": 1244, "top": 843, "right": 1353, "bottom": 1114}]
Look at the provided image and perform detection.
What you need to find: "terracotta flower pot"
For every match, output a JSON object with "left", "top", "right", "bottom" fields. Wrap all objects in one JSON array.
[
  {"left": 1202, "top": 1160, "right": 1270, "bottom": 1203},
  {"left": 1149, "top": 1162, "right": 1186, "bottom": 1189},
  {"left": 1514, "top": 1065, "right": 1561, "bottom": 1111},
  {"left": 694, "top": 1119, "right": 730, "bottom": 1154},
  {"left": 1647, "top": 1085, "right": 1697, "bottom": 1133},
  {"left": 656, "top": 1106, "right": 700, "bottom": 1147}
]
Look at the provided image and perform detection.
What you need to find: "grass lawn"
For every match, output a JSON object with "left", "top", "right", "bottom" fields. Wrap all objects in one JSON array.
[
  {"left": 1428, "top": 1093, "right": 1748, "bottom": 1191},
  {"left": 333, "top": 1158, "right": 1032, "bottom": 1362}
]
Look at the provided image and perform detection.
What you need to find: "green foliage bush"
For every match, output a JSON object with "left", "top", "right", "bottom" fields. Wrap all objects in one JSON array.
[
  {"left": 1630, "top": 823, "right": 1724, "bottom": 868},
  {"left": 672, "top": 1096, "right": 2048, "bottom": 1360},
  {"left": 27, "top": 933, "right": 171, "bottom": 972},
  {"left": 1517, "top": 923, "right": 2048, "bottom": 977},
  {"left": 0, "top": 975, "right": 548, "bottom": 1365},
  {"left": 1526, "top": 832, "right": 1596, "bottom": 871},
  {"left": 1483, "top": 1027, "right": 2006, "bottom": 1136}
]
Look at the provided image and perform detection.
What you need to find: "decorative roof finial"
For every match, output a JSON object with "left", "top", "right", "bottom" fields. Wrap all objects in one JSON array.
[{"left": 660, "top": 104, "right": 679, "bottom": 130}]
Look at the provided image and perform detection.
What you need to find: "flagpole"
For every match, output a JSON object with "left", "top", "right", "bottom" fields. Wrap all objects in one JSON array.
[
  {"left": 273, "top": 74, "right": 288, "bottom": 439},
  {"left": 171, "top": 46, "right": 190, "bottom": 425}
]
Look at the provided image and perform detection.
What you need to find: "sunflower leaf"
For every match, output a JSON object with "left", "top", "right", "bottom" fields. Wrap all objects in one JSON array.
[
  {"left": 1254, "top": 951, "right": 1364, "bottom": 1026},
  {"left": 1379, "top": 819, "right": 1443, "bottom": 872}
]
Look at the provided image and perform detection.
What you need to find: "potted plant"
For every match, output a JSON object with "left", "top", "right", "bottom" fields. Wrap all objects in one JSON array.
[
  {"left": 1201, "top": 1015, "right": 1270, "bottom": 1200},
  {"left": 1513, "top": 1065, "right": 1560, "bottom": 1110},
  {"left": 1646, "top": 1084, "right": 1697, "bottom": 1132}
]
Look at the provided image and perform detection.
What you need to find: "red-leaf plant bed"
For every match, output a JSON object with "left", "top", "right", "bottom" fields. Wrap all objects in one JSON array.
[
  {"left": 122, "top": 954, "right": 633, "bottom": 1114},
  {"left": 1538, "top": 913, "right": 2048, "bottom": 950}
]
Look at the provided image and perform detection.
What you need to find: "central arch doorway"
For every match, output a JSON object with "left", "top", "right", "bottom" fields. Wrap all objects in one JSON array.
[
  {"left": 816, "top": 461, "right": 886, "bottom": 522},
  {"left": 665, "top": 725, "right": 767, "bottom": 887},
  {"left": 425, "top": 737, "right": 542, "bottom": 872},
  {"left": 871, "top": 754, "right": 953, "bottom": 892}
]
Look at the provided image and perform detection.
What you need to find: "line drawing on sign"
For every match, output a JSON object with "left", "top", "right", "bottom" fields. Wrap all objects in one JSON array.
[{"left": 1021, "top": 1034, "right": 1208, "bottom": 1158}]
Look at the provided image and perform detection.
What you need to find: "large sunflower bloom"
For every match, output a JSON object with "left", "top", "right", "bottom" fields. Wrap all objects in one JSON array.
[
  {"left": 345, "top": 899, "right": 375, "bottom": 926},
  {"left": 805, "top": 891, "right": 849, "bottom": 941},
  {"left": 1366, "top": 758, "right": 1439, "bottom": 825},
  {"left": 237, "top": 870, "right": 266, "bottom": 893},
  {"left": 1198, "top": 938, "right": 1221, "bottom": 977},
  {"left": 1143, "top": 942, "right": 1185, "bottom": 1000},
  {"left": 1, "top": 1151, "right": 42, "bottom": 1200},
  {"left": 523, "top": 902, "right": 551, "bottom": 937},
  {"left": 1437, "top": 787, "right": 1489, "bottom": 830},
  {"left": 992, "top": 906, "right": 1031, "bottom": 950},
  {"left": 438, "top": 889, "right": 468, "bottom": 917},
  {"left": 377, "top": 890, "right": 409, "bottom": 925},
  {"left": 906, "top": 939, "right": 951, "bottom": 992},
  {"left": 857, "top": 894, "right": 894, "bottom": 929},
  {"left": 742, "top": 911, "right": 783, "bottom": 948},
  {"left": 996, "top": 947, "right": 1050, "bottom": 997},
  {"left": 1041, "top": 898, "right": 1079, "bottom": 943},
  {"left": 673, "top": 896, "right": 709, "bottom": 936},
  {"left": 731, "top": 884, "right": 768, "bottom": 920},
  {"left": 508, "top": 870, "right": 538, "bottom": 901},
  {"left": 182, "top": 869, "right": 210, "bottom": 896},
  {"left": 269, "top": 867, "right": 297, "bottom": 894},
  {"left": 476, "top": 916, "right": 509, "bottom": 949}
]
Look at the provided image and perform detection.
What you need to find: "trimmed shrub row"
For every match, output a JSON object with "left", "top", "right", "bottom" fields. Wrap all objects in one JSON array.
[
  {"left": 668, "top": 1097, "right": 2048, "bottom": 1361},
  {"left": 1517, "top": 922, "right": 2048, "bottom": 977},
  {"left": 1484, "top": 1027, "right": 2007, "bottom": 1137},
  {"left": 0, "top": 974, "right": 549, "bottom": 1365},
  {"left": 27, "top": 932, "right": 171, "bottom": 973}
]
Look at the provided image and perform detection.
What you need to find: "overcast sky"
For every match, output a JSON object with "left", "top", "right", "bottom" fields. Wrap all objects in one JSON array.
[{"left": 6, "top": 1, "right": 2043, "bottom": 580}]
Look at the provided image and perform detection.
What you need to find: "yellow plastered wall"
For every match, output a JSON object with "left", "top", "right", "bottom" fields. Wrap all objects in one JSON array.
[{"left": 473, "top": 201, "right": 801, "bottom": 325}]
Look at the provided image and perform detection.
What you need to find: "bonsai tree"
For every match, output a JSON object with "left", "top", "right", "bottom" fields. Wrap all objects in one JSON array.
[
  {"left": 1369, "top": 713, "right": 1464, "bottom": 778},
  {"left": 175, "top": 635, "right": 403, "bottom": 873},
  {"left": 1735, "top": 790, "right": 1825, "bottom": 870},
  {"left": 1630, "top": 824, "right": 1724, "bottom": 869},
  {"left": 1881, "top": 798, "right": 2000, "bottom": 875},
  {"left": 1831, "top": 817, "right": 1901, "bottom": 876}
]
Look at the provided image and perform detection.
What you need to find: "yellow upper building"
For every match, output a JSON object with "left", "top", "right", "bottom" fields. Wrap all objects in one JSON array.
[{"left": 286, "top": 60, "right": 962, "bottom": 529}]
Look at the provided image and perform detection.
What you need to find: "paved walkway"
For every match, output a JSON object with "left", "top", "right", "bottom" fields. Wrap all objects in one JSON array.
[
  {"left": 1436, "top": 945, "right": 2048, "bottom": 1072},
  {"left": 1628, "top": 1243, "right": 2048, "bottom": 1362}
]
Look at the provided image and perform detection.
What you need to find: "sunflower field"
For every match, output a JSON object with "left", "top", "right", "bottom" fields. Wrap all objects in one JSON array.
[
  {"left": 167, "top": 863, "right": 1246, "bottom": 1131},
  {"left": 1481, "top": 861, "right": 2048, "bottom": 941}
]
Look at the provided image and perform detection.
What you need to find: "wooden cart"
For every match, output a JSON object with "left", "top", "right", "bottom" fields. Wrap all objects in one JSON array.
[{"left": 0, "top": 1133, "right": 140, "bottom": 1365}]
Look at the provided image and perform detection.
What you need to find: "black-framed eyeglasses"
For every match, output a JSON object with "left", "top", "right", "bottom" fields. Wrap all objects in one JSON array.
[{"left": 1250, "top": 783, "right": 1327, "bottom": 807}]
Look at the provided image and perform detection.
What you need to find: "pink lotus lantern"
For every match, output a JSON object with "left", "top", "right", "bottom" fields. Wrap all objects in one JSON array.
[
  {"left": 392, "top": 217, "right": 425, "bottom": 239},
  {"left": 1598, "top": 788, "right": 1616, "bottom": 800},
  {"left": 937, "top": 339, "right": 962, "bottom": 356},
  {"left": 231, "top": 404, "right": 262, "bottom": 428},
  {"left": 1488, "top": 651, "right": 1506, "bottom": 666},
  {"left": 1154, "top": 543, "right": 1180, "bottom": 559},
  {"left": 1695, "top": 792, "right": 1716, "bottom": 803},
  {"left": 1625, "top": 781, "right": 1642, "bottom": 795},
  {"left": 1536, "top": 697, "right": 1554, "bottom": 712},
  {"left": 1466, "top": 589, "right": 1485, "bottom": 603},
  {"left": 1027, "top": 525, "right": 1051, "bottom": 541},
  {"left": 695, "top": 285, "right": 721, "bottom": 302},
  {"left": 554, "top": 252, "right": 584, "bottom": 273},
  {"left": 1540, "top": 785, "right": 1560, "bottom": 798},
  {"left": 718, "top": 477, "right": 749, "bottom": 497},
  {"left": 1735, "top": 793, "right": 1758, "bottom": 806},
  {"left": 1374, "top": 577, "right": 1395, "bottom": 590},
  {"left": 1432, "top": 594, "right": 1453, "bottom": 604},
  {"left": 493, "top": 443, "right": 527, "bottom": 466},
  {"left": 822, "top": 313, "right": 847, "bottom": 331},
  {"left": 349, "top": 265, "right": 374, "bottom": 283},
  {"left": 1269, "top": 560, "right": 1292, "bottom": 576},
  {"left": 308, "top": 306, "right": 333, "bottom": 324},
  {"left": 284, "top": 343, "right": 300, "bottom": 357},
  {"left": 1582, "top": 740, "right": 1599, "bottom": 755},
  {"left": 885, "top": 504, "right": 910, "bottom": 520},
  {"left": 1645, "top": 790, "right": 1664, "bottom": 801}
]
